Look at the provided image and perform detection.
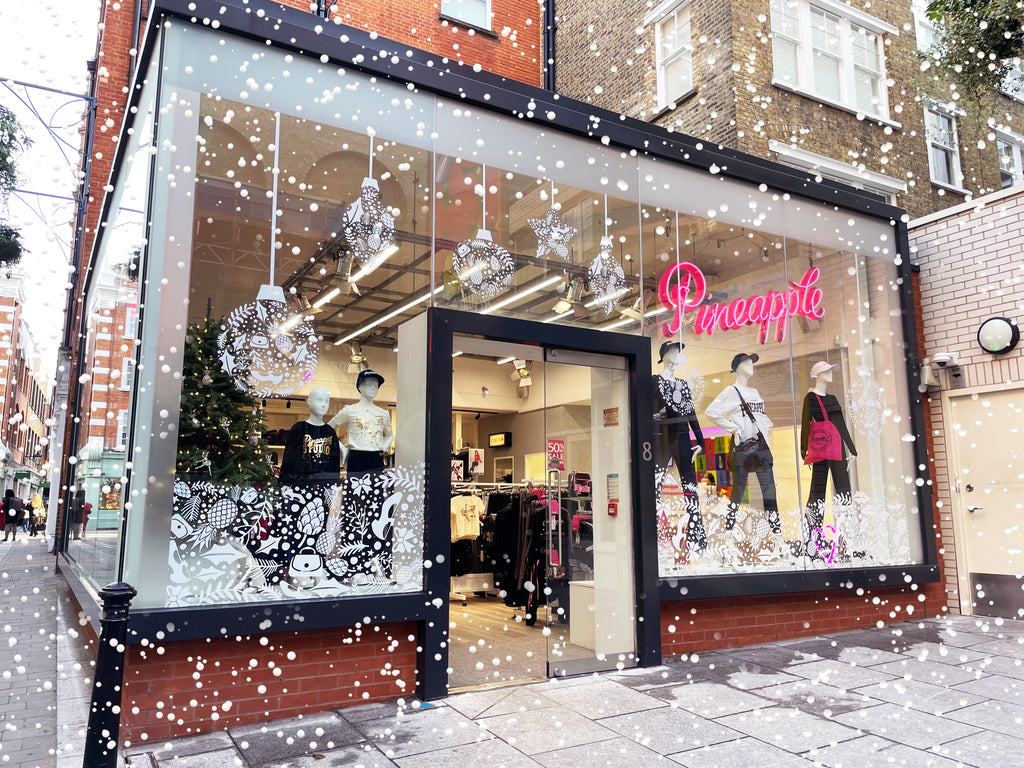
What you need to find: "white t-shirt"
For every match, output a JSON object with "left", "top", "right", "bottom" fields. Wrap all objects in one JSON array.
[
  {"left": 705, "top": 383, "right": 773, "bottom": 443},
  {"left": 451, "top": 495, "right": 484, "bottom": 541}
]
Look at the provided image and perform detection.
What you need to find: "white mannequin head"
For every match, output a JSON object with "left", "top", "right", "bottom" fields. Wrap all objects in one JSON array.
[
  {"left": 809, "top": 361, "right": 838, "bottom": 389},
  {"left": 730, "top": 352, "right": 758, "bottom": 380},
  {"left": 356, "top": 369, "right": 385, "bottom": 401},
  {"left": 306, "top": 388, "right": 331, "bottom": 420},
  {"left": 659, "top": 341, "right": 686, "bottom": 371}
]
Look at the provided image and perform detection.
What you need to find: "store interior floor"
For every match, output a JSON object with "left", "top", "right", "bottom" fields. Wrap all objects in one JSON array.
[{"left": 448, "top": 596, "right": 548, "bottom": 691}]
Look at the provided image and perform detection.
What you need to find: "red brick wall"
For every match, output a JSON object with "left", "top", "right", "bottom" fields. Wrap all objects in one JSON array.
[
  {"left": 660, "top": 581, "right": 947, "bottom": 655},
  {"left": 119, "top": 621, "right": 418, "bottom": 744}
]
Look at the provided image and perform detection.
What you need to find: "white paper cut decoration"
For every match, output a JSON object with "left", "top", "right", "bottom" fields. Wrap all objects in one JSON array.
[
  {"left": 846, "top": 368, "right": 887, "bottom": 438},
  {"left": 588, "top": 235, "right": 626, "bottom": 315},
  {"left": 452, "top": 229, "right": 515, "bottom": 300},
  {"left": 343, "top": 177, "right": 395, "bottom": 267},
  {"left": 219, "top": 284, "right": 319, "bottom": 398},
  {"left": 528, "top": 208, "right": 577, "bottom": 261}
]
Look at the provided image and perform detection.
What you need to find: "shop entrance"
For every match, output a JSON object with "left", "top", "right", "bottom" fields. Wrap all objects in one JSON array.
[
  {"left": 446, "top": 334, "right": 642, "bottom": 690},
  {"left": 947, "top": 389, "right": 1024, "bottom": 619}
]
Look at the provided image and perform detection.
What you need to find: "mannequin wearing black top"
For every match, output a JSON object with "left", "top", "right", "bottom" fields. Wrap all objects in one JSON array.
[
  {"left": 279, "top": 388, "right": 343, "bottom": 484},
  {"left": 654, "top": 342, "right": 706, "bottom": 550},
  {"left": 800, "top": 364, "right": 857, "bottom": 558}
]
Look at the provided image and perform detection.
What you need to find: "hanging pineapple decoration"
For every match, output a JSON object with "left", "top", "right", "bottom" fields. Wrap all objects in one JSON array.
[{"left": 588, "top": 235, "right": 626, "bottom": 315}]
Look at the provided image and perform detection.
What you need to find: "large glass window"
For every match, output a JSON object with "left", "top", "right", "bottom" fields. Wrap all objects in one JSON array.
[
  {"left": 656, "top": 5, "right": 694, "bottom": 108},
  {"left": 88, "top": 20, "right": 927, "bottom": 608},
  {"left": 925, "top": 105, "right": 962, "bottom": 189}
]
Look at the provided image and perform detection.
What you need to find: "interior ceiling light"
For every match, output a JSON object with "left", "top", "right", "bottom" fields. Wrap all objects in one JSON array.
[
  {"left": 496, "top": 356, "right": 516, "bottom": 365},
  {"left": 511, "top": 358, "right": 532, "bottom": 388},
  {"left": 552, "top": 276, "right": 588, "bottom": 317},
  {"left": 335, "top": 286, "right": 444, "bottom": 346},
  {"left": 348, "top": 344, "right": 369, "bottom": 374},
  {"left": 619, "top": 290, "right": 651, "bottom": 321},
  {"left": 312, "top": 286, "right": 342, "bottom": 309},
  {"left": 348, "top": 242, "right": 400, "bottom": 284},
  {"left": 481, "top": 274, "right": 563, "bottom": 316}
]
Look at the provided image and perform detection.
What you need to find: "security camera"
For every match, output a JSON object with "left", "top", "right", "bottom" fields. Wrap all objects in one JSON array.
[{"left": 931, "top": 352, "right": 958, "bottom": 368}]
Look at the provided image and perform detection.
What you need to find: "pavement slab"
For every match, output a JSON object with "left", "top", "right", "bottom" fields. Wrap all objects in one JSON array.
[{"left": 715, "top": 706, "right": 861, "bottom": 754}]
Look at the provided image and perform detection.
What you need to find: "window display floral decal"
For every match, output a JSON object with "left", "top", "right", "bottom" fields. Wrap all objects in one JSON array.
[
  {"left": 166, "top": 463, "right": 426, "bottom": 606},
  {"left": 219, "top": 286, "right": 319, "bottom": 398},
  {"left": 528, "top": 183, "right": 577, "bottom": 261},
  {"left": 588, "top": 234, "right": 626, "bottom": 315},
  {"left": 453, "top": 165, "right": 515, "bottom": 299},
  {"left": 847, "top": 367, "right": 887, "bottom": 438}
]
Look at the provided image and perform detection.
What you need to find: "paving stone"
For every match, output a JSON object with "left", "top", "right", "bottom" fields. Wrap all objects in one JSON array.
[
  {"left": 787, "top": 659, "right": 899, "bottom": 690},
  {"left": 542, "top": 679, "right": 668, "bottom": 719},
  {"left": 153, "top": 746, "right": 245, "bottom": 767},
  {"left": 125, "top": 731, "right": 235, "bottom": 758},
  {"left": 231, "top": 710, "right": 364, "bottom": 763},
  {"left": 720, "top": 644, "right": 823, "bottom": 669},
  {"left": 394, "top": 736, "right": 540, "bottom": 768},
  {"left": 355, "top": 704, "right": 495, "bottom": 758},
  {"left": 715, "top": 706, "right": 860, "bottom": 753},
  {"left": 870, "top": 658, "right": 979, "bottom": 687},
  {"left": 447, "top": 686, "right": 559, "bottom": 719},
  {"left": 953, "top": 673, "right": 1024, "bottom": 704},
  {"left": 938, "top": 730, "right": 1024, "bottom": 768},
  {"left": 252, "top": 742, "right": 400, "bottom": 768},
  {"left": 647, "top": 680, "right": 774, "bottom": 718},
  {"left": 806, "top": 734, "right": 966, "bottom": 767},
  {"left": 899, "top": 642, "right": 986, "bottom": 666},
  {"left": 533, "top": 736, "right": 668, "bottom": 768},
  {"left": 670, "top": 736, "right": 817, "bottom": 768},
  {"left": 477, "top": 707, "right": 617, "bottom": 756},
  {"left": 945, "top": 699, "right": 1024, "bottom": 740},
  {"left": 835, "top": 701, "right": 982, "bottom": 748},
  {"left": 597, "top": 706, "right": 744, "bottom": 755},
  {"left": 779, "top": 638, "right": 906, "bottom": 667},
  {"left": 752, "top": 679, "right": 877, "bottom": 717},
  {"left": 853, "top": 677, "right": 987, "bottom": 715}
]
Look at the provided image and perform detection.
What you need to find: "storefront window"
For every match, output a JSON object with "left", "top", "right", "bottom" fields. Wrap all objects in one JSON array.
[
  {"left": 89, "top": 19, "right": 926, "bottom": 608},
  {"left": 64, "top": 53, "right": 156, "bottom": 590}
]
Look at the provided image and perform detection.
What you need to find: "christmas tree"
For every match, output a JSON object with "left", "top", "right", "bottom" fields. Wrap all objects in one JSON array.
[{"left": 175, "top": 307, "right": 276, "bottom": 486}]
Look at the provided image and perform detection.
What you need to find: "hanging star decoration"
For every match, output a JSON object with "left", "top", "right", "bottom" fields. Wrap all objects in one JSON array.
[
  {"left": 342, "top": 177, "right": 395, "bottom": 267},
  {"left": 452, "top": 229, "right": 515, "bottom": 300},
  {"left": 588, "top": 236, "right": 626, "bottom": 315},
  {"left": 219, "top": 291, "right": 319, "bottom": 398},
  {"left": 528, "top": 208, "right": 577, "bottom": 261}
]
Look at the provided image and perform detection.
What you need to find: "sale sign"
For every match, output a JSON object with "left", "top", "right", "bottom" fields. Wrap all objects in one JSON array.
[{"left": 547, "top": 438, "right": 565, "bottom": 471}]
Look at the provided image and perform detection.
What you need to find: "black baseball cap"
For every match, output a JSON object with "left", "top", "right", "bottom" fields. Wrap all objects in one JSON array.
[
  {"left": 730, "top": 352, "right": 760, "bottom": 372},
  {"left": 658, "top": 341, "right": 684, "bottom": 363},
  {"left": 356, "top": 369, "right": 385, "bottom": 390}
]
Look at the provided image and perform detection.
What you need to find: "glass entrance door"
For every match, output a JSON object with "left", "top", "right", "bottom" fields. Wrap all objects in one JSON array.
[{"left": 542, "top": 348, "right": 638, "bottom": 677}]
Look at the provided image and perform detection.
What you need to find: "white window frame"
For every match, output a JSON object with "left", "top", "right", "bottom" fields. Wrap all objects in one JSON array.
[
  {"left": 1001, "top": 58, "right": 1024, "bottom": 103},
  {"left": 440, "top": 0, "right": 490, "bottom": 31},
  {"left": 123, "top": 305, "right": 137, "bottom": 339},
  {"left": 120, "top": 358, "right": 134, "bottom": 391},
  {"left": 924, "top": 103, "right": 966, "bottom": 192},
  {"left": 911, "top": 0, "right": 939, "bottom": 52},
  {"left": 653, "top": 4, "right": 694, "bottom": 109},
  {"left": 996, "top": 127, "right": 1024, "bottom": 188},
  {"left": 770, "top": 0, "right": 897, "bottom": 122},
  {"left": 115, "top": 410, "right": 128, "bottom": 452}
]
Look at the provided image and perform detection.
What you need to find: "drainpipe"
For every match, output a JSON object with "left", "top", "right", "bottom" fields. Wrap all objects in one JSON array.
[{"left": 544, "top": 0, "right": 556, "bottom": 91}]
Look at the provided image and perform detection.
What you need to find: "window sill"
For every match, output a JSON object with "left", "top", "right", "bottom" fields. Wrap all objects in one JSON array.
[
  {"left": 771, "top": 80, "right": 903, "bottom": 131},
  {"left": 437, "top": 14, "right": 498, "bottom": 39},
  {"left": 930, "top": 179, "right": 972, "bottom": 196},
  {"left": 652, "top": 88, "right": 697, "bottom": 120}
]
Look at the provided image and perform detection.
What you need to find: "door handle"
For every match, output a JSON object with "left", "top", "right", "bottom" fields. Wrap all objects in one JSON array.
[{"left": 967, "top": 505, "right": 983, "bottom": 513}]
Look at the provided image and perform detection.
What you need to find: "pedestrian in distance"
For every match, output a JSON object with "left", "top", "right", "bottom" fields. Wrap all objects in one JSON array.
[{"left": 3, "top": 490, "right": 21, "bottom": 541}]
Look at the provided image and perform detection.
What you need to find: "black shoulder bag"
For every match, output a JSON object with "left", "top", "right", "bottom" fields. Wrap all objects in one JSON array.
[{"left": 726, "top": 386, "right": 773, "bottom": 473}]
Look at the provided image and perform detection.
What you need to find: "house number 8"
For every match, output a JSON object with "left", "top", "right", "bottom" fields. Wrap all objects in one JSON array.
[{"left": 642, "top": 441, "right": 652, "bottom": 461}]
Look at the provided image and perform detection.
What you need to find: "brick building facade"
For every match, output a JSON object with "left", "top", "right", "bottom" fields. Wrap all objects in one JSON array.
[
  {"left": 552, "top": 0, "right": 1024, "bottom": 220},
  {"left": 61, "top": 0, "right": 946, "bottom": 744}
]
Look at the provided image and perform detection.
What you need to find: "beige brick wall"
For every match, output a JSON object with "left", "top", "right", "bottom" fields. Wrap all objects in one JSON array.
[
  {"left": 910, "top": 185, "right": 1024, "bottom": 614},
  {"left": 554, "top": 0, "right": 1024, "bottom": 220}
]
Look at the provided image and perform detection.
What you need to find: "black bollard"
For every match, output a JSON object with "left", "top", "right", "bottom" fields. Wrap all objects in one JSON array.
[{"left": 83, "top": 582, "right": 137, "bottom": 768}]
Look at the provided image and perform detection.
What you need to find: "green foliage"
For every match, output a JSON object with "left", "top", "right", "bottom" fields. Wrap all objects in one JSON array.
[
  {"left": 0, "top": 225, "right": 24, "bottom": 267},
  {"left": 926, "top": 0, "right": 1024, "bottom": 98},
  {"left": 0, "top": 105, "right": 29, "bottom": 201},
  {"left": 175, "top": 308, "right": 276, "bottom": 486}
]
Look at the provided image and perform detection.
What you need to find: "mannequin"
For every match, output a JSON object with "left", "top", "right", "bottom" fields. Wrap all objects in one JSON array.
[
  {"left": 279, "top": 388, "right": 344, "bottom": 484},
  {"left": 328, "top": 369, "right": 395, "bottom": 581},
  {"left": 801, "top": 361, "right": 858, "bottom": 559},
  {"left": 653, "top": 341, "right": 706, "bottom": 551},
  {"left": 705, "top": 352, "right": 781, "bottom": 537}
]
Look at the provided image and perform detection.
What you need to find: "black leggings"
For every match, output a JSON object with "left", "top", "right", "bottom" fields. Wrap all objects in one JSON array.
[
  {"left": 804, "top": 459, "right": 851, "bottom": 554},
  {"left": 727, "top": 460, "right": 781, "bottom": 534},
  {"left": 662, "top": 423, "right": 706, "bottom": 550}
]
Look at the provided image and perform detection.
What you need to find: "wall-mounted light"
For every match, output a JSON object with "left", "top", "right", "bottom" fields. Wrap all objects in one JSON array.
[{"left": 977, "top": 316, "right": 1020, "bottom": 355}]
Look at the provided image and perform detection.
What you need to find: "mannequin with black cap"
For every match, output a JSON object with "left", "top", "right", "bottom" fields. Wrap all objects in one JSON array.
[
  {"left": 327, "top": 369, "right": 395, "bottom": 582},
  {"left": 329, "top": 369, "right": 394, "bottom": 472},
  {"left": 279, "top": 387, "right": 344, "bottom": 484},
  {"left": 801, "top": 361, "right": 859, "bottom": 558},
  {"left": 654, "top": 341, "right": 707, "bottom": 550},
  {"left": 705, "top": 352, "right": 782, "bottom": 539}
]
